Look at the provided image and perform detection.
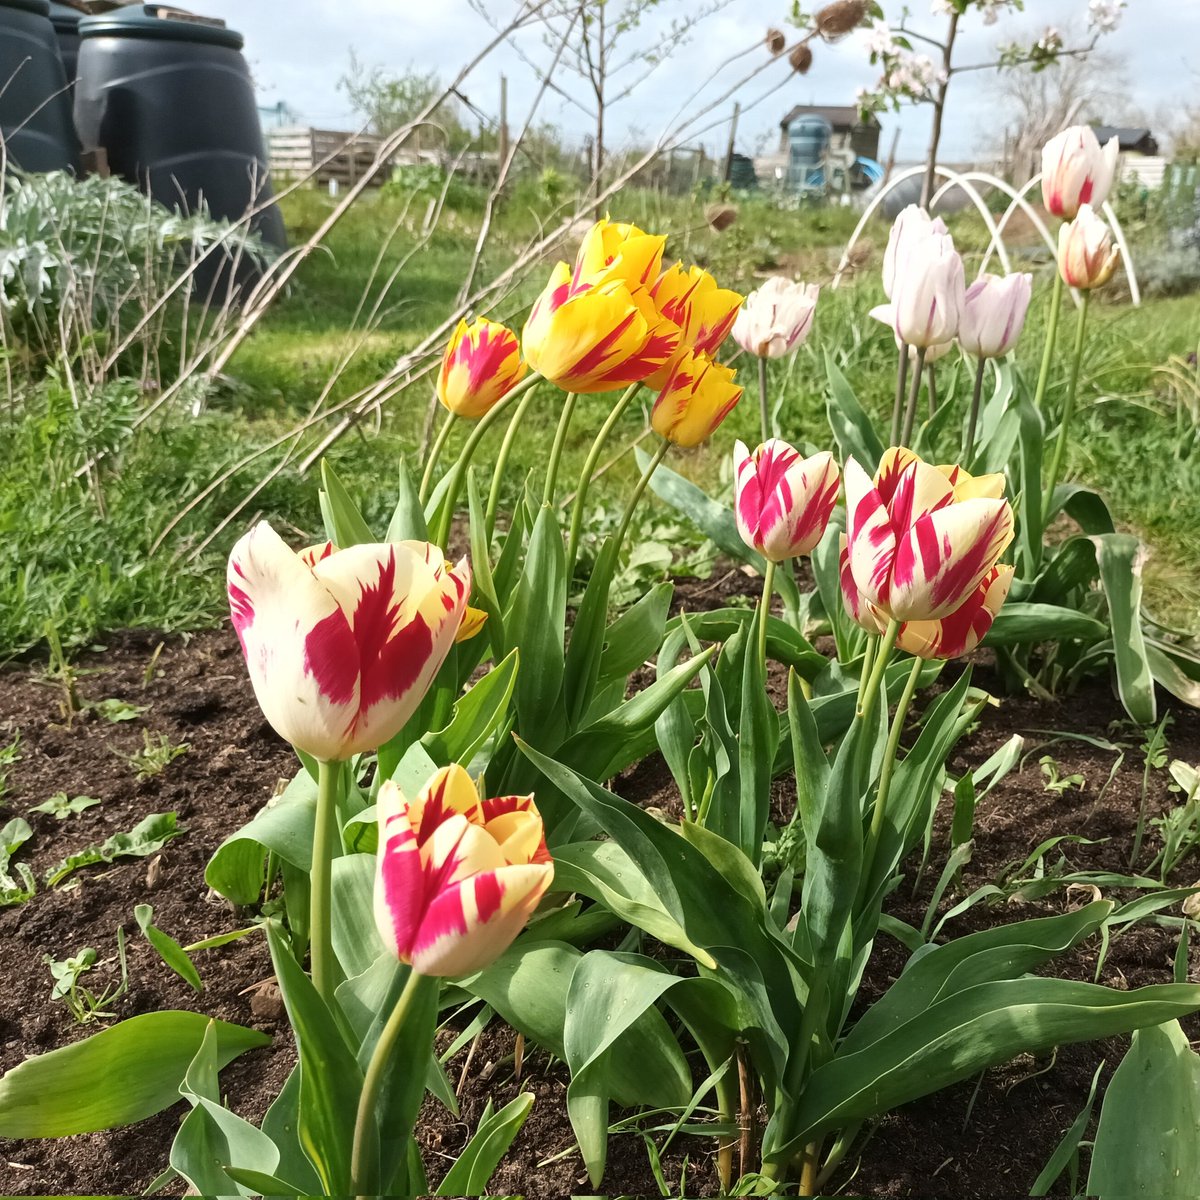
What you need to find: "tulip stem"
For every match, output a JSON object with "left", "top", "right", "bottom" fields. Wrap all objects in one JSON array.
[
  {"left": 861, "top": 654, "right": 924, "bottom": 888},
  {"left": 927, "top": 361, "right": 938, "bottom": 418},
  {"left": 1043, "top": 291, "right": 1091, "bottom": 514},
  {"left": 311, "top": 758, "right": 342, "bottom": 1008},
  {"left": 486, "top": 381, "right": 540, "bottom": 532},
  {"left": 964, "top": 357, "right": 987, "bottom": 462},
  {"left": 542, "top": 391, "right": 579, "bottom": 506},
  {"left": 614, "top": 438, "right": 670, "bottom": 554},
  {"left": 899, "top": 347, "right": 927, "bottom": 448},
  {"left": 855, "top": 636, "right": 877, "bottom": 712},
  {"left": 419, "top": 410, "right": 455, "bottom": 503},
  {"left": 350, "top": 969, "right": 439, "bottom": 1200},
  {"left": 757, "top": 559, "right": 777, "bottom": 668},
  {"left": 758, "top": 356, "right": 771, "bottom": 443},
  {"left": 891, "top": 343, "right": 909, "bottom": 446},
  {"left": 1033, "top": 268, "right": 1065, "bottom": 414},
  {"left": 432, "top": 374, "right": 540, "bottom": 548},
  {"left": 856, "top": 618, "right": 901, "bottom": 730},
  {"left": 566, "top": 382, "right": 641, "bottom": 573}
]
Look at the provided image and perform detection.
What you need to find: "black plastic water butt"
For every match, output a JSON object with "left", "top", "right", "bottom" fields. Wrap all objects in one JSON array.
[
  {"left": 48, "top": 1, "right": 82, "bottom": 82},
  {"left": 74, "top": 3, "right": 286, "bottom": 289},
  {"left": 0, "top": 0, "right": 81, "bottom": 172}
]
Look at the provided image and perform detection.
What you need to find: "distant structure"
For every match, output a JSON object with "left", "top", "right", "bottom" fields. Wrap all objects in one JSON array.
[
  {"left": 755, "top": 103, "right": 883, "bottom": 197},
  {"left": 778, "top": 104, "right": 882, "bottom": 163},
  {"left": 1092, "top": 122, "right": 1166, "bottom": 190}
]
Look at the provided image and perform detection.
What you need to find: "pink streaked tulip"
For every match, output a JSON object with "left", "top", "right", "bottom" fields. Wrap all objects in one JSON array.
[
  {"left": 870, "top": 236, "right": 965, "bottom": 350},
  {"left": 374, "top": 765, "right": 554, "bottom": 977},
  {"left": 731, "top": 276, "right": 819, "bottom": 359},
  {"left": 958, "top": 273, "right": 1033, "bottom": 359},
  {"left": 734, "top": 439, "right": 840, "bottom": 562},
  {"left": 436, "top": 317, "right": 527, "bottom": 420},
  {"left": 844, "top": 448, "right": 1014, "bottom": 623},
  {"left": 650, "top": 349, "right": 742, "bottom": 447},
  {"left": 227, "top": 523, "right": 470, "bottom": 761},
  {"left": 839, "top": 539, "right": 1013, "bottom": 660},
  {"left": 882, "top": 204, "right": 949, "bottom": 300},
  {"left": 1041, "top": 126, "right": 1119, "bottom": 221},
  {"left": 1057, "top": 204, "right": 1120, "bottom": 290}
]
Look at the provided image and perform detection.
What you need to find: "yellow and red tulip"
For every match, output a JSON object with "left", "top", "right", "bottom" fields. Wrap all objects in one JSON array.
[
  {"left": 1057, "top": 204, "right": 1120, "bottom": 290},
  {"left": 455, "top": 605, "right": 488, "bottom": 644},
  {"left": 1041, "top": 126, "right": 1119, "bottom": 221},
  {"left": 735, "top": 439, "right": 840, "bottom": 562},
  {"left": 522, "top": 261, "right": 680, "bottom": 394},
  {"left": 436, "top": 317, "right": 527, "bottom": 420},
  {"left": 373, "top": 765, "right": 554, "bottom": 977},
  {"left": 843, "top": 448, "right": 1014, "bottom": 624},
  {"left": 572, "top": 217, "right": 666, "bottom": 293},
  {"left": 651, "top": 349, "right": 742, "bottom": 447},
  {"left": 227, "top": 523, "right": 470, "bottom": 761},
  {"left": 651, "top": 263, "right": 743, "bottom": 357}
]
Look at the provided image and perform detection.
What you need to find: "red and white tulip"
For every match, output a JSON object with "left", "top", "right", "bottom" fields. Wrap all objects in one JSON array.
[
  {"left": 882, "top": 204, "right": 949, "bottom": 300},
  {"left": 227, "top": 523, "right": 470, "bottom": 762},
  {"left": 958, "top": 273, "right": 1033, "bottom": 359},
  {"left": 843, "top": 448, "right": 1014, "bottom": 624},
  {"left": 1041, "top": 126, "right": 1119, "bottom": 221},
  {"left": 373, "top": 765, "right": 554, "bottom": 977},
  {"left": 1058, "top": 204, "right": 1120, "bottom": 290},
  {"left": 734, "top": 439, "right": 840, "bottom": 562},
  {"left": 870, "top": 234, "right": 965, "bottom": 350}
]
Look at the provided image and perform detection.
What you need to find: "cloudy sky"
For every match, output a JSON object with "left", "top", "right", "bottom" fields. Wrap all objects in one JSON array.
[{"left": 195, "top": 1, "right": 1193, "bottom": 163}]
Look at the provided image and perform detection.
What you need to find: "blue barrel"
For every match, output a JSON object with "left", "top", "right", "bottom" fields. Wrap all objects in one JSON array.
[
  {"left": 48, "top": 1, "right": 81, "bottom": 82},
  {"left": 74, "top": 4, "right": 286, "bottom": 265},
  {"left": 787, "top": 114, "right": 831, "bottom": 193},
  {"left": 0, "top": 0, "right": 80, "bottom": 173}
]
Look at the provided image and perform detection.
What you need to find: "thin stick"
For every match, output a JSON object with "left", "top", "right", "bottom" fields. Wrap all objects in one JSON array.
[
  {"left": 964, "top": 356, "right": 987, "bottom": 461},
  {"left": 891, "top": 343, "right": 909, "bottom": 445},
  {"left": 900, "top": 346, "right": 928, "bottom": 447},
  {"left": 758, "top": 356, "right": 770, "bottom": 443}
]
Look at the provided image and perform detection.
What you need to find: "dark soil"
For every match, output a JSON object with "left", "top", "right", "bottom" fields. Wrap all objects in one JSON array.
[{"left": 1, "top": 579, "right": 1198, "bottom": 1198}]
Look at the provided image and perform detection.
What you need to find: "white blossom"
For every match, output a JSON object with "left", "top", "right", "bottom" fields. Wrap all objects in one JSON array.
[{"left": 1088, "top": 0, "right": 1125, "bottom": 32}]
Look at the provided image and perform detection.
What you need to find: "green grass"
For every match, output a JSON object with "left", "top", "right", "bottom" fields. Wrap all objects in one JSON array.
[{"left": 2, "top": 177, "right": 1198, "bottom": 657}]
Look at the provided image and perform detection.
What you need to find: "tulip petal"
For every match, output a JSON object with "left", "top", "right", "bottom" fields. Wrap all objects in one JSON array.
[
  {"left": 410, "top": 862, "right": 554, "bottom": 977},
  {"left": 844, "top": 456, "right": 897, "bottom": 610},
  {"left": 898, "top": 565, "right": 1014, "bottom": 659},
  {"left": 840, "top": 535, "right": 887, "bottom": 634},
  {"left": 404, "top": 765, "right": 485, "bottom": 846},
  {"left": 374, "top": 800, "right": 425, "bottom": 961},
  {"left": 228, "top": 523, "right": 360, "bottom": 761},
  {"left": 481, "top": 795, "right": 552, "bottom": 865},
  {"left": 938, "top": 464, "right": 1007, "bottom": 502},
  {"left": 885, "top": 458, "right": 956, "bottom": 535},
  {"left": 890, "top": 497, "right": 1014, "bottom": 621}
]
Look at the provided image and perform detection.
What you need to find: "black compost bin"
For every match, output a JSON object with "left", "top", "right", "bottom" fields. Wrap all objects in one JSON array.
[
  {"left": 0, "top": 0, "right": 80, "bottom": 173},
  {"left": 48, "top": 2, "right": 82, "bottom": 82},
  {"left": 74, "top": 4, "right": 286, "bottom": 293}
]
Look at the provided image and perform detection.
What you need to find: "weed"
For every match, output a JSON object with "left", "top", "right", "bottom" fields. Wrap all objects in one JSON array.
[
  {"left": 44, "top": 811, "right": 184, "bottom": 887},
  {"left": 1040, "top": 756, "right": 1086, "bottom": 795},
  {"left": 44, "top": 928, "right": 129, "bottom": 1024},
  {"left": 89, "top": 698, "right": 148, "bottom": 724},
  {"left": 118, "top": 731, "right": 190, "bottom": 781},
  {"left": 1132, "top": 715, "right": 1173, "bottom": 865},
  {"left": 1, "top": 817, "right": 35, "bottom": 906},
  {"left": 0, "top": 734, "right": 19, "bottom": 798},
  {"left": 29, "top": 793, "right": 103, "bottom": 821}
]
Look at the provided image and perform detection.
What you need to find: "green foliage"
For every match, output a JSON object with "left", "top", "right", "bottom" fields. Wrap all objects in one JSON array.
[
  {"left": 45, "top": 812, "right": 185, "bottom": 887},
  {"left": 44, "top": 928, "right": 128, "bottom": 1024},
  {"left": 0, "top": 816, "right": 35, "bottom": 906},
  {"left": 29, "top": 792, "right": 102, "bottom": 820},
  {"left": 118, "top": 731, "right": 190, "bottom": 781}
]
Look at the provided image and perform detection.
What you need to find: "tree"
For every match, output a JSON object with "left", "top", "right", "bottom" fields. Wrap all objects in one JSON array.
[{"left": 339, "top": 54, "right": 478, "bottom": 151}]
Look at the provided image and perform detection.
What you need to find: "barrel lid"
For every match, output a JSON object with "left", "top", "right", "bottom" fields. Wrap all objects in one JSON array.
[
  {"left": 0, "top": 0, "right": 52, "bottom": 16},
  {"left": 48, "top": 1, "right": 82, "bottom": 29},
  {"left": 79, "top": 4, "right": 244, "bottom": 50}
]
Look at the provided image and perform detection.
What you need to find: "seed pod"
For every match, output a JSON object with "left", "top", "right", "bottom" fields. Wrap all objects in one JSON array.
[
  {"left": 706, "top": 203, "right": 738, "bottom": 233},
  {"left": 765, "top": 27, "right": 787, "bottom": 55},
  {"left": 788, "top": 42, "right": 814, "bottom": 74},
  {"left": 814, "top": 0, "right": 869, "bottom": 41}
]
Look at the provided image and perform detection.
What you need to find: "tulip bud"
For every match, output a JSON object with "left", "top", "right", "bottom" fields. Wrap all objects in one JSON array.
[
  {"left": 732, "top": 276, "right": 819, "bottom": 359},
  {"left": 1057, "top": 204, "right": 1120, "bottom": 290},
  {"left": 870, "top": 235, "right": 965, "bottom": 349},
  {"left": 844, "top": 448, "right": 1014, "bottom": 623},
  {"left": 735, "top": 440, "right": 840, "bottom": 561},
  {"left": 958, "top": 273, "right": 1033, "bottom": 359},
  {"left": 374, "top": 766, "right": 553, "bottom": 978},
  {"left": 437, "top": 317, "right": 527, "bottom": 420},
  {"left": 882, "top": 204, "right": 949, "bottom": 300},
  {"left": 651, "top": 350, "right": 742, "bottom": 447},
  {"left": 1041, "top": 125, "right": 1120, "bottom": 220},
  {"left": 897, "top": 564, "right": 1014, "bottom": 660},
  {"left": 228, "top": 524, "right": 470, "bottom": 761}
]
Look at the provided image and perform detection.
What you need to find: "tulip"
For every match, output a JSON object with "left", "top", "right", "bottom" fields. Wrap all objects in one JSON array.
[
  {"left": 735, "top": 439, "right": 840, "bottom": 562},
  {"left": 436, "top": 317, "right": 527, "bottom": 420},
  {"left": 844, "top": 448, "right": 1014, "bottom": 624},
  {"left": 1057, "top": 204, "right": 1120, "bottom": 290},
  {"left": 227, "top": 523, "right": 470, "bottom": 762},
  {"left": 897, "top": 564, "right": 1014, "bottom": 660},
  {"left": 522, "top": 261, "right": 679, "bottom": 394},
  {"left": 958, "top": 273, "right": 1033, "bottom": 359},
  {"left": 1041, "top": 126, "right": 1119, "bottom": 221},
  {"left": 870, "top": 235, "right": 965, "bottom": 350},
  {"left": 882, "top": 204, "right": 949, "bottom": 300},
  {"left": 651, "top": 263, "right": 744, "bottom": 357},
  {"left": 572, "top": 216, "right": 666, "bottom": 293},
  {"left": 374, "top": 765, "right": 554, "bottom": 977},
  {"left": 731, "top": 276, "right": 819, "bottom": 359},
  {"left": 840, "top": 534, "right": 887, "bottom": 636},
  {"left": 455, "top": 605, "right": 488, "bottom": 644},
  {"left": 651, "top": 349, "right": 742, "bottom": 447}
]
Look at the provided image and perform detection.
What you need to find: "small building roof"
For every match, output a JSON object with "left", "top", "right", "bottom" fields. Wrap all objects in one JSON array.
[
  {"left": 1091, "top": 125, "right": 1159, "bottom": 154},
  {"left": 780, "top": 104, "right": 880, "bottom": 130}
]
